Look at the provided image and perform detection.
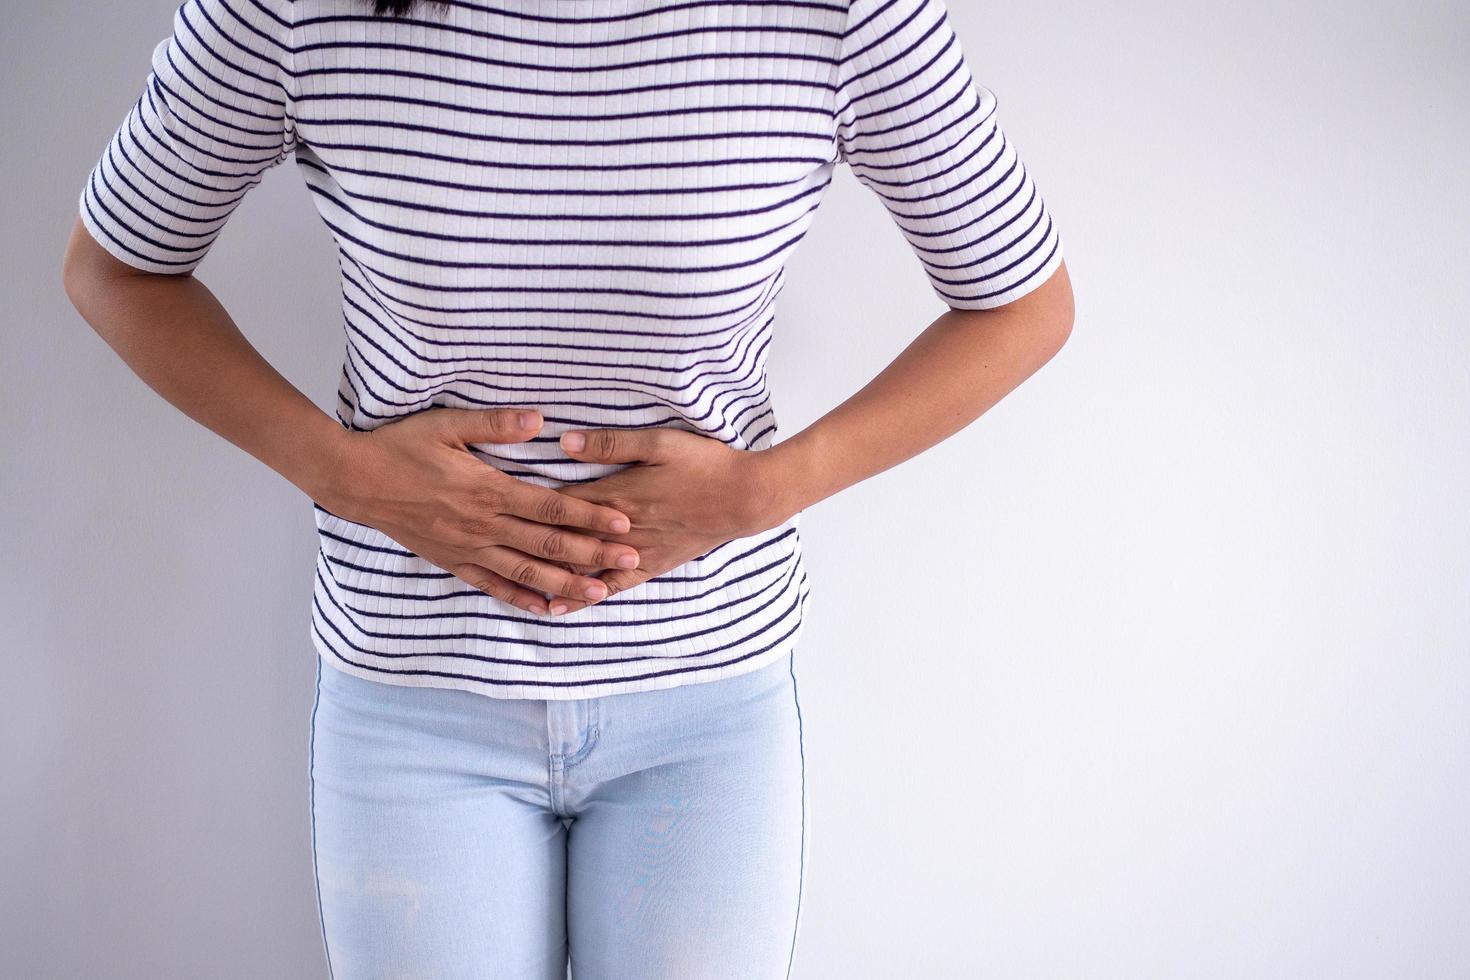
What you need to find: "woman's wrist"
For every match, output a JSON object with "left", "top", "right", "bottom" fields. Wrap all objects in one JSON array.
[
  {"left": 288, "top": 416, "right": 363, "bottom": 512},
  {"left": 746, "top": 437, "right": 822, "bottom": 530}
]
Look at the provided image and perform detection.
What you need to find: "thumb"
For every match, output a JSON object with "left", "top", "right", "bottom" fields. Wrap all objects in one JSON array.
[
  {"left": 560, "top": 427, "right": 664, "bottom": 464},
  {"left": 433, "top": 406, "right": 542, "bottom": 445}
]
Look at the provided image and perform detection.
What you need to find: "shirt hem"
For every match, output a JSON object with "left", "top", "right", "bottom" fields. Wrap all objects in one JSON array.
[{"left": 308, "top": 583, "right": 812, "bottom": 701}]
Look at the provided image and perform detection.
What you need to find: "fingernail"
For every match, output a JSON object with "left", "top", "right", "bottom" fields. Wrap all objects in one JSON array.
[
  {"left": 583, "top": 583, "right": 607, "bottom": 600},
  {"left": 529, "top": 603, "right": 547, "bottom": 616},
  {"left": 610, "top": 517, "right": 630, "bottom": 533},
  {"left": 519, "top": 411, "right": 539, "bottom": 428},
  {"left": 617, "top": 553, "right": 638, "bottom": 569},
  {"left": 550, "top": 601, "right": 569, "bottom": 615},
  {"left": 561, "top": 431, "right": 586, "bottom": 452}
]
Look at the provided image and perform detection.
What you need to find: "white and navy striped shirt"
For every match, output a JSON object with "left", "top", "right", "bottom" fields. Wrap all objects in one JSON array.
[{"left": 79, "top": 0, "right": 1063, "bottom": 699}]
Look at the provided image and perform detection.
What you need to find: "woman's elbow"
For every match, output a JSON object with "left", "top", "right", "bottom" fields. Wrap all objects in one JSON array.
[
  {"left": 62, "top": 216, "right": 111, "bottom": 310},
  {"left": 1037, "top": 259, "right": 1075, "bottom": 349},
  {"left": 1004, "top": 258, "right": 1075, "bottom": 357},
  {"left": 61, "top": 215, "right": 178, "bottom": 325},
  {"left": 63, "top": 215, "right": 120, "bottom": 297}
]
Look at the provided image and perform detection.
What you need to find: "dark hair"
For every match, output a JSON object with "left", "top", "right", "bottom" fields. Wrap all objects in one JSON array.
[{"left": 369, "top": 0, "right": 450, "bottom": 16}]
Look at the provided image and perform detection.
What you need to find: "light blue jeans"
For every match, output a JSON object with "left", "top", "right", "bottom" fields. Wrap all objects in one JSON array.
[{"left": 307, "top": 652, "right": 809, "bottom": 979}]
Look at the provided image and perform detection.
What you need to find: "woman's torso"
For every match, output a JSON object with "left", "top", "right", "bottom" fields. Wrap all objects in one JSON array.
[{"left": 290, "top": 0, "right": 836, "bottom": 696}]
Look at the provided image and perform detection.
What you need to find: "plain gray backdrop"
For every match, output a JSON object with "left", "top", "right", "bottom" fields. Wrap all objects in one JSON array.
[{"left": 5, "top": 0, "right": 1468, "bottom": 977}]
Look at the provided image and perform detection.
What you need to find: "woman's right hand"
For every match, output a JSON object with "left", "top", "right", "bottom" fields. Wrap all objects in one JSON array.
[{"left": 316, "top": 406, "right": 639, "bottom": 617}]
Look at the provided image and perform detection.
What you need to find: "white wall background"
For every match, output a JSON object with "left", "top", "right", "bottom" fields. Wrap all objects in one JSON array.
[{"left": 4, "top": 0, "right": 1467, "bottom": 976}]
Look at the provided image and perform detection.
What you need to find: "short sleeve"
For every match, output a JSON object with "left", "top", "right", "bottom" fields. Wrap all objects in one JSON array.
[
  {"left": 77, "top": 0, "right": 296, "bottom": 275},
  {"left": 834, "top": 0, "right": 1064, "bottom": 309}
]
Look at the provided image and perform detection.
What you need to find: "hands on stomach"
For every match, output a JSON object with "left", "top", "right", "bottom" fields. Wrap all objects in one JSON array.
[
  {"left": 319, "top": 407, "right": 792, "bottom": 619},
  {"left": 546, "top": 425, "right": 791, "bottom": 616},
  {"left": 319, "top": 406, "right": 636, "bottom": 618}
]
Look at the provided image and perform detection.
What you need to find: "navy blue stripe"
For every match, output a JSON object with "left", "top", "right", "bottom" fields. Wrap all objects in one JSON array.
[
  {"left": 293, "top": 15, "right": 843, "bottom": 52},
  {"left": 290, "top": 39, "right": 843, "bottom": 76},
  {"left": 292, "top": 66, "right": 838, "bottom": 101}
]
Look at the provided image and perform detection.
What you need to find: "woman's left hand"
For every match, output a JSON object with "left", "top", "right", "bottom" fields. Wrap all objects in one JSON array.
[{"left": 543, "top": 426, "right": 792, "bottom": 615}]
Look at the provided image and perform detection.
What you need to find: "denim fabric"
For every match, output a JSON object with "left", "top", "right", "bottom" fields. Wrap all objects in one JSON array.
[{"left": 308, "top": 651, "right": 808, "bottom": 979}]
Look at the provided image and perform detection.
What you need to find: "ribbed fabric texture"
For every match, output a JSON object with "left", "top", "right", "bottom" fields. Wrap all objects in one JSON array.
[{"left": 79, "top": 0, "right": 1064, "bottom": 699}]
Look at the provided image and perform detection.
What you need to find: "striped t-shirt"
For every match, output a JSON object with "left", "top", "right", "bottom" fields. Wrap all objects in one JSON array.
[{"left": 79, "top": 0, "right": 1064, "bottom": 699}]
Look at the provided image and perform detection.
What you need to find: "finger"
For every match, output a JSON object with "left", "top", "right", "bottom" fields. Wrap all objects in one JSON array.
[
  {"left": 431, "top": 406, "right": 543, "bottom": 446},
  {"left": 534, "top": 559, "right": 611, "bottom": 616},
  {"left": 496, "top": 514, "right": 640, "bottom": 571},
  {"left": 539, "top": 567, "right": 647, "bottom": 616},
  {"left": 559, "top": 427, "right": 667, "bottom": 465},
  {"left": 590, "top": 566, "right": 654, "bottom": 600},
  {"left": 543, "top": 558, "right": 668, "bottom": 615},
  {"left": 451, "top": 564, "right": 551, "bottom": 616},
  {"left": 496, "top": 479, "right": 632, "bottom": 535},
  {"left": 545, "top": 594, "right": 594, "bottom": 616},
  {"left": 476, "top": 545, "right": 612, "bottom": 603}
]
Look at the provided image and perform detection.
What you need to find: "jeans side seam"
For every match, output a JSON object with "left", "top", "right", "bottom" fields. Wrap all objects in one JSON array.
[
  {"left": 309, "top": 657, "right": 336, "bottom": 980},
  {"left": 785, "top": 652, "right": 807, "bottom": 980}
]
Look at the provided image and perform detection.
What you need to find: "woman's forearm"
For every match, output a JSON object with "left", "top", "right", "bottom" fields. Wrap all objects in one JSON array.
[
  {"left": 757, "top": 264, "right": 1075, "bottom": 521},
  {"left": 61, "top": 219, "right": 351, "bottom": 504}
]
